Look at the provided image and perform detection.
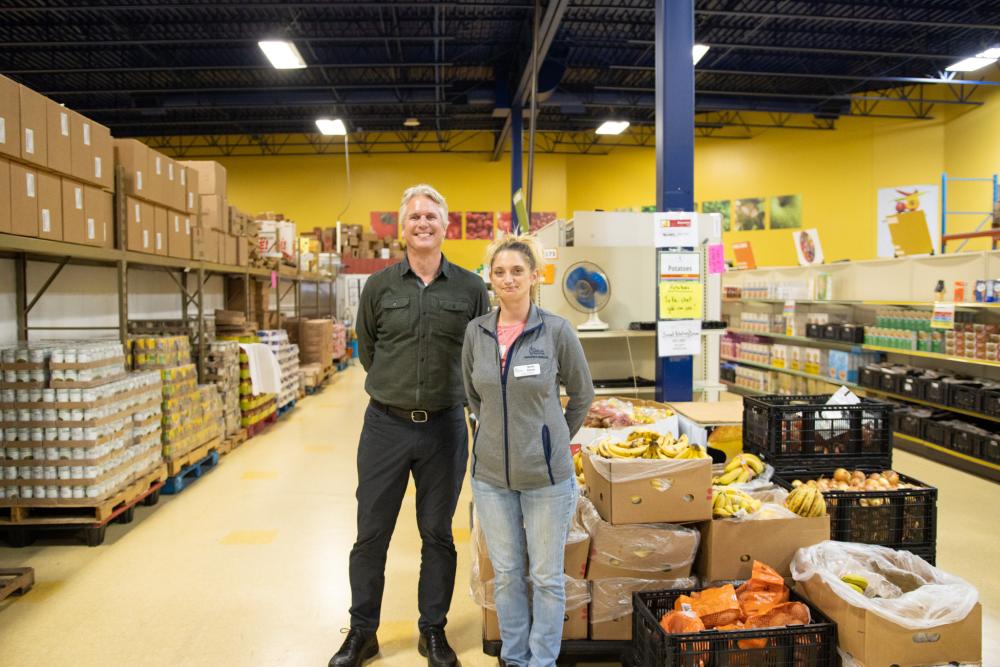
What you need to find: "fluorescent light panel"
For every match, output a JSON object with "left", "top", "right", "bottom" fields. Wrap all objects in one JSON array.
[
  {"left": 258, "top": 40, "right": 306, "bottom": 69},
  {"left": 316, "top": 118, "right": 346, "bottom": 136},
  {"left": 595, "top": 120, "right": 629, "bottom": 135},
  {"left": 946, "top": 46, "right": 1000, "bottom": 72},
  {"left": 693, "top": 43, "right": 710, "bottom": 65}
]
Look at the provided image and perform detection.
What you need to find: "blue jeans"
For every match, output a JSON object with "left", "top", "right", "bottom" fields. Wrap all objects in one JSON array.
[{"left": 472, "top": 476, "right": 578, "bottom": 667}]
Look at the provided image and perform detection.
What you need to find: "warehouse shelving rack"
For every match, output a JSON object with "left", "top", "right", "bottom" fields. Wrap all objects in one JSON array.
[{"left": 0, "top": 167, "right": 336, "bottom": 381}]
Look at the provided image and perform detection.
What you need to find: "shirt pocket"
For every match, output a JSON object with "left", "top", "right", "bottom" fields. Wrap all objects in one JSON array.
[
  {"left": 379, "top": 294, "right": 411, "bottom": 333},
  {"left": 435, "top": 297, "right": 471, "bottom": 341}
]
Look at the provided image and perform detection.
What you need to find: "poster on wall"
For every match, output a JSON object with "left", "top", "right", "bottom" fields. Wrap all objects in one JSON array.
[
  {"left": 734, "top": 198, "right": 766, "bottom": 230},
  {"left": 793, "top": 228, "right": 825, "bottom": 266},
  {"left": 769, "top": 195, "right": 803, "bottom": 229},
  {"left": 465, "top": 211, "right": 494, "bottom": 239},
  {"left": 702, "top": 200, "right": 731, "bottom": 232},
  {"left": 877, "top": 185, "right": 939, "bottom": 258},
  {"left": 497, "top": 211, "right": 514, "bottom": 234},
  {"left": 530, "top": 211, "right": 557, "bottom": 233},
  {"left": 370, "top": 211, "right": 398, "bottom": 239},
  {"left": 446, "top": 211, "right": 462, "bottom": 239}
]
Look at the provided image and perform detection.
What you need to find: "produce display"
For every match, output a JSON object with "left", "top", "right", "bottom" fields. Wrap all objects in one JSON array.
[
  {"left": 712, "top": 452, "right": 765, "bottom": 485},
  {"left": 583, "top": 397, "right": 673, "bottom": 428},
  {"left": 711, "top": 488, "right": 762, "bottom": 518},
  {"left": 574, "top": 432, "right": 708, "bottom": 486},
  {"left": 783, "top": 484, "right": 828, "bottom": 518}
]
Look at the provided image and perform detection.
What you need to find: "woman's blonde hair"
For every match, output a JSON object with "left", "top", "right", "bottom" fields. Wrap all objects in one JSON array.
[{"left": 485, "top": 233, "right": 545, "bottom": 302}]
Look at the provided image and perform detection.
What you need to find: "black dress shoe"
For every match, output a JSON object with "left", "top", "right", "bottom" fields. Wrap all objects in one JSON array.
[
  {"left": 329, "top": 628, "right": 379, "bottom": 667},
  {"left": 417, "top": 627, "right": 458, "bottom": 667}
]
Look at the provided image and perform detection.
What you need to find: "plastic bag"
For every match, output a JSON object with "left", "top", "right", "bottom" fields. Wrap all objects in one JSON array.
[
  {"left": 791, "top": 541, "right": 979, "bottom": 630},
  {"left": 583, "top": 450, "right": 706, "bottom": 485},
  {"left": 736, "top": 561, "right": 789, "bottom": 619},
  {"left": 660, "top": 606, "right": 705, "bottom": 633},
  {"left": 590, "top": 576, "right": 699, "bottom": 623},
  {"left": 580, "top": 496, "right": 700, "bottom": 575},
  {"left": 674, "top": 584, "right": 741, "bottom": 628},
  {"left": 574, "top": 415, "right": 680, "bottom": 451}
]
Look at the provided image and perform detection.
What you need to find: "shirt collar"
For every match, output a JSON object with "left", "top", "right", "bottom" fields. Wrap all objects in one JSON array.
[{"left": 400, "top": 252, "right": 452, "bottom": 280}]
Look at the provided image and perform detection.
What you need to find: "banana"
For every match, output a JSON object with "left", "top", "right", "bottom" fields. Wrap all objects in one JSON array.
[
  {"left": 841, "top": 574, "right": 869, "bottom": 592},
  {"left": 714, "top": 466, "right": 744, "bottom": 485},
  {"left": 845, "top": 582, "right": 865, "bottom": 595}
]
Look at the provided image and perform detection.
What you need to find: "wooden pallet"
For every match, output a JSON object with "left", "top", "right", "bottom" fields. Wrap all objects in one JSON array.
[
  {"left": 219, "top": 428, "right": 248, "bottom": 456},
  {"left": 0, "top": 464, "right": 168, "bottom": 526},
  {"left": 162, "top": 448, "right": 220, "bottom": 495},
  {"left": 277, "top": 400, "right": 296, "bottom": 418},
  {"left": 0, "top": 568, "right": 34, "bottom": 601},
  {"left": 165, "top": 437, "right": 221, "bottom": 478}
]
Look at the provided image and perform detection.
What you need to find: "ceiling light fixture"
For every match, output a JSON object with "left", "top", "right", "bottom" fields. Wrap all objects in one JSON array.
[
  {"left": 258, "top": 40, "right": 307, "bottom": 69},
  {"left": 403, "top": 117, "right": 421, "bottom": 127},
  {"left": 945, "top": 47, "right": 1000, "bottom": 72},
  {"left": 693, "top": 43, "right": 710, "bottom": 65},
  {"left": 595, "top": 120, "right": 630, "bottom": 135},
  {"left": 316, "top": 118, "right": 347, "bottom": 136}
]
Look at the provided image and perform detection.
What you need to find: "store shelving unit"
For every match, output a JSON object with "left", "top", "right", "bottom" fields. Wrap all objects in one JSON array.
[
  {"left": 864, "top": 387, "right": 1000, "bottom": 424},
  {"left": 726, "top": 328, "right": 863, "bottom": 351},
  {"left": 862, "top": 345, "right": 1000, "bottom": 369},
  {"left": 0, "top": 168, "right": 336, "bottom": 381},
  {"left": 894, "top": 432, "right": 1000, "bottom": 483},
  {"left": 720, "top": 356, "right": 863, "bottom": 391},
  {"left": 577, "top": 329, "right": 655, "bottom": 339}
]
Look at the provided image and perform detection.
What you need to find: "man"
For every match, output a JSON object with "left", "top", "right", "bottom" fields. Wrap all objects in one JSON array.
[{"left": 330, "top": 184, "right": 490, "bottom": 667}]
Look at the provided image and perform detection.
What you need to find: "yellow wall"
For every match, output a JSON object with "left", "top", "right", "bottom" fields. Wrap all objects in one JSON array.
[{"left": 201, "top": 83, "right": 999, "bottom": 271}]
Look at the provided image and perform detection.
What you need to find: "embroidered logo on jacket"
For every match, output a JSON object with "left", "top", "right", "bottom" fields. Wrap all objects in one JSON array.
[{"left": 524, "top": 345, "right": 548, "bottom": 360}]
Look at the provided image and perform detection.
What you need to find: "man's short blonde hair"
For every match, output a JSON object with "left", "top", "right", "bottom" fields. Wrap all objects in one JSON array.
[{"left": 399, "top": 184, "right": 449, "bottom": 225}]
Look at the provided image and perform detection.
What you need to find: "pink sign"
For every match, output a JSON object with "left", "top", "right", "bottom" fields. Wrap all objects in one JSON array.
[
  {"left": 271, "top": 271, "right": 278, "bottom": 288},
  {"left": 708, "top": 243, "right": 726, "bottom": 275}
]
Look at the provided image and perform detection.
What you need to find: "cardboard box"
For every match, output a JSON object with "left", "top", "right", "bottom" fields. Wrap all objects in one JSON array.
[
  {"left": 99, "top": 190, "right": 114, "bottom": 248},
  {"left": 36, "top": 171, "right": 62, "bottom": 241},
  {"left": 165, "top": 157, "right": 184, "bottom": 210},
  {"left": 11, "top": 163, "right": 38, "bottom": 237},
  {"left": 193, "top": 224, "right": 220, "bottom": 262},
  {"left": 226, "top": 232, "right": 238, "bottom": 266},
  {"left": 180, "top": 160, "right": 227, "bottom": 196},
  {"left": 480, "top": 578, "right": 590, "bottom": 641},
  {"left": 180, "top": 164, "right": 200, "bottom": 214},
  {"left": 582, "top": 454, "right": 712, "bottom": 525},
  {"left": 154, "top": 206, "right": 168, "bottom": 256},
  {"left": 45, "top": 99, "right": 73, "bottom": 176},
  {"left": 799, "top": 576, "right": 982, "bottom": 667},
  {"left": 585, "top": 521, "right": 699, "bottom": 581},
  {"left": 147, "top": 150, "right": 166, "bottom": 205},
  {"left": 168, "top": 210, "right": 191, "bottom": 260},
  {"left": 125, "top": 196, "right": 154, "bottom": 253},
  {"left": 61, "top": 179, "right": 85, "bottom": 244},
  {"left": 70, "top": 113, "right": 91, "bottom": 184},
  {"left": 695, "top": 515, "right": 830, "bottom": 582},
  {"left": 83, "top": 186, "right": 105, "bottom": 247},
  {"left": 0, "top": 158, "right": 10, "bottom": 233},
  {"left": 18, "top": 84, "right": 47, "bottom": 168},
  {"left": 237, "top": 233, "right": 249, "bottom": 266},
  {"left": 589, "top": 578, "right": 673, "bottom": 641},
  {"left": 114, "top": 139, "right": 148, "bottom": 200},
  {"left": 200, "top": 193, "right": 227, "bottom": 230},
  {"left": 475, "top": 525, "right": 591, "bottom": 583},
  {"left": 89, "top": 121, "right": 113, "bottom": 190},
  {"left": 0, "top": 75, "right": 20, "bottom": 159}
]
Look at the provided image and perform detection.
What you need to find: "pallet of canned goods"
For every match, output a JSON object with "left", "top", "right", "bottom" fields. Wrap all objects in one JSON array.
[{"left": 197, "top": 341, "right": 241, "bottom": 438}]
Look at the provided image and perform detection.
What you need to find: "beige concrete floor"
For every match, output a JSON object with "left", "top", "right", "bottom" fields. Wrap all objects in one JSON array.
[{"left": 0, "top": 365, "right": 995, "bottom": 666}]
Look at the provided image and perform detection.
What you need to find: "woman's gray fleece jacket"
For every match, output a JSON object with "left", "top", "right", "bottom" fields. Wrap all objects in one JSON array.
[{"left": 462, "top": 304, "right": 595, "bottom": 490}]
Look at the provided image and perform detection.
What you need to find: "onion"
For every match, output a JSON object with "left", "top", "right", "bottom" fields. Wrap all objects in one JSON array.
[{"left": 833, "top": 468, "right": 850, "bottom": 483}]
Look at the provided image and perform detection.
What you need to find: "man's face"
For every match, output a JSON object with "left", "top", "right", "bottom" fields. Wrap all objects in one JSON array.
[{"left": 402, "top": 195, "right": 446, "bottom": 252}]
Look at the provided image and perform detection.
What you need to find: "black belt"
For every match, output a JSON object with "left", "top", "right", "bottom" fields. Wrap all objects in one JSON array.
[{"left": 370, "top": 399, "right": 459, "bottom": 423}]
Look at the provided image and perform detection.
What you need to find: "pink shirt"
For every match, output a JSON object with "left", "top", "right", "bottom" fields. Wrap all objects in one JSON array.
[{"left": 497, "top": 320, "right": 526, "bottom": 371}]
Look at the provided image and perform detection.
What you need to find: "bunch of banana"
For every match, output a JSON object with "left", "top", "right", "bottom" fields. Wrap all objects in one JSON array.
[
  {"left": 573, "top": 450, "right": 585, "bottom": 485},
  {"left": 712, "top": 452, "right": 765, "bottom": 485},
  {"left": 589, "top": 433, "right": 705, "bottom": 460},
  {"left": 712, "top": 488, "right": 762, "bottom": 518},
  {"left": 674, "top": 443, "right": 711, "bottom": 459},
  {"left": 840, "top": 573, "right": 869, "bottom": 595},
  {"left": 784, "top": 484, "right": 827, "bottom": 518}
]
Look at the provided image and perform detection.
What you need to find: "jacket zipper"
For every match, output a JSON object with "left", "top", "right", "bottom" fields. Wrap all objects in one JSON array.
[{"left": 492, "top": 321, "right": 543, "bottom": 489}]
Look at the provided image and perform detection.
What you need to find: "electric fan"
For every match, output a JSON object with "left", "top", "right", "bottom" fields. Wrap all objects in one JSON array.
[{"left": 563, "top": 261, "right": 611, "bottom": 331}]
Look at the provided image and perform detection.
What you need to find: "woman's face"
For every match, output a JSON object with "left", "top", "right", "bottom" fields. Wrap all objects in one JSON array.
[{"left": 490, "top": 249, "right": 537, "bottom": 303}]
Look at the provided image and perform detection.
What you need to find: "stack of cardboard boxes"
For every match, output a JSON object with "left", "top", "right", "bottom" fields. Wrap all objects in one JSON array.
[
  {"left": 227, "top": 205, "right": 252, "bottom": 268},
  {"left": 337, "top": 223, "right": 404, "bottom": 260},
  {"left": 297, "top": 319, "right": 335, "bottom": 372},
  {"left": 0, "top": 74, "right": 114, "bottom": 247},
  {"left": 113, "top": 138, "right": 197, "bottom": 258},
  {"left": 177, "top": 159, "right": 226, "bottom": 265}
]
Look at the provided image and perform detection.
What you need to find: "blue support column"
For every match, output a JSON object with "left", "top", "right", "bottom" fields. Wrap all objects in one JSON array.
[
  {"left": 655, "top": 0, "right": 695, "bottom": 402},
  {"left": 510, "top": 101, "right": 524, "bottom": 232}
]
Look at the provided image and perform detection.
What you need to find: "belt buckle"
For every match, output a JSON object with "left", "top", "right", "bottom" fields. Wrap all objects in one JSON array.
[{"left": 410, "top": 410, "right": 429, "bottom": 423}]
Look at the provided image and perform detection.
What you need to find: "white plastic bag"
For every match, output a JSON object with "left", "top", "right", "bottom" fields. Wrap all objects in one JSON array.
[
  {"left": 791, "top": 541, "right": 978, "bottom": 630},
  {"left": 710, "top": 461, "right": 776, "bottom": 490}
]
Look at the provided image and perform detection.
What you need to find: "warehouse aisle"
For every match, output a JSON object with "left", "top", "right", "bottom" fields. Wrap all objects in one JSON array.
[{"left": 0, "top": 366, "right": 996, "bottom": 665}]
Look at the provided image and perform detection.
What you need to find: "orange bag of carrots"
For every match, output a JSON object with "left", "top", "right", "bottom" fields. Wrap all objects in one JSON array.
[
  {"left": 737, "top": 601, "right": 811, "bottom": 649},
  {"left": 736, "top": 561, "right": 789, "bottom": 620},
  {"left": 674, "top": 583, "right": 741, "bottom": 628},
  {"left": 660, "top": 605, "right": 706, "bottom": 634}
]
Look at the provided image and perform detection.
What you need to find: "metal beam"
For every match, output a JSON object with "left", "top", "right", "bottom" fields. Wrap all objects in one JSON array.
[
  {"left": 2, "top": 62, "right": 453, "bottom": 75},
  {"left": 611, "top": 65, "right": 1000, "bottom": 87},
  {"left": 0, "top": 36, "right": 455, "bottom": 48},
  {"left": 695, "top": 8, "right": 1000, "bottom": 32},
  {"left": 595, "top": 85, "right": 983, "bottom": 106},
  {"left": 491, "top": 0, "right": 571, "bottom": 161},
  {"left": 628, "top": 40, "right": 966, "bottom": 60},
  {"left": 44, "top": 83, "right": 449, "bottom": 96},
  {"left": 24, "top": 257, "right": 70, "bottom": 315},
  {"left": 0, "top": 2, "right": 534, "bottom": 11}
]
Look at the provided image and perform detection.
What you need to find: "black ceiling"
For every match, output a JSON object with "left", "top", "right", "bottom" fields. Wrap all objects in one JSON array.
[{"left": 2, "top": 0, "right": 999, "bottom": 151}]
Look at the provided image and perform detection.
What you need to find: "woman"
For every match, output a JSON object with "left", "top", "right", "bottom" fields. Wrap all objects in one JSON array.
[{"left": 462, "top": 235, "right": 594, "bottom": 667}]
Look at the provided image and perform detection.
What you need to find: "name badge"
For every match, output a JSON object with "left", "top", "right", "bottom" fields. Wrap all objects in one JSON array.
[{"left": 513, "top": 363, "right": 541, "bottom": 378}]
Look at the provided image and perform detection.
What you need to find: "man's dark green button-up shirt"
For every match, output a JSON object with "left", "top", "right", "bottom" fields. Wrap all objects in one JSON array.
[{"left": 356, "top": 254, "right": 491, "bottom": 411}]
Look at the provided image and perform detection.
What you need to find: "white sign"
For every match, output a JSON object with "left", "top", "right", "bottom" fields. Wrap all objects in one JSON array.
[
  {"left": 657, "top": 319, "right": 702, "bottom": 357},
  {"left": 542, "top": 248, "right": 558, "bottom": 260},
  {"left": 654, "top": 212, "right": 699, "bottom": 248},
  {"left": 659, "top": 252, "right": 701, "bottom": 279}
]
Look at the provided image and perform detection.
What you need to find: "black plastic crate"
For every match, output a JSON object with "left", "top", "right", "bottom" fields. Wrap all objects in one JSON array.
[
  {"left": 839, "top": 323, "right": 865, "bottom": 343},
  {"left": 822, "top": 323, "right": 841, "bottom": 340},
  {"left": 897, "top": 375, "right": 923, "bottom": 400},
  {"left": 742, "top": 394, "right": 893, "bottom": 471},
  {"left": 982, "top": 388, "right": 1000, "bottom": 418},
  {"left": 897, "top": 410, "right": 924, "bottom": 438},
  {"left": 921, "top": 415, "right": 954, "bottom": 447},
  {"left": 859, "top": 365, "right": 881, "bottom": 390},
  {"left": 878, "top": 369, "right": 903, "bottom": 393},
  {"left": 632, "top": 588, "right": 838, "bottom": 667},
  {"left": 806, "top": 323, "right": 823, "bottom": 339},
  {"left": 949, "top": 427, "right": 981, "bottom": 457},
  {"left": 981, "top": 433, "right": 1000, "bottom": 464},
  {"left": 948, "top": 382, "right": 983, "bottom": 412},
  {"left": 773, "top": 470, "right": 937, "bottom": 563},
  {"left": 919, "top": 377, "right": 948, "bottom": 405}
]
